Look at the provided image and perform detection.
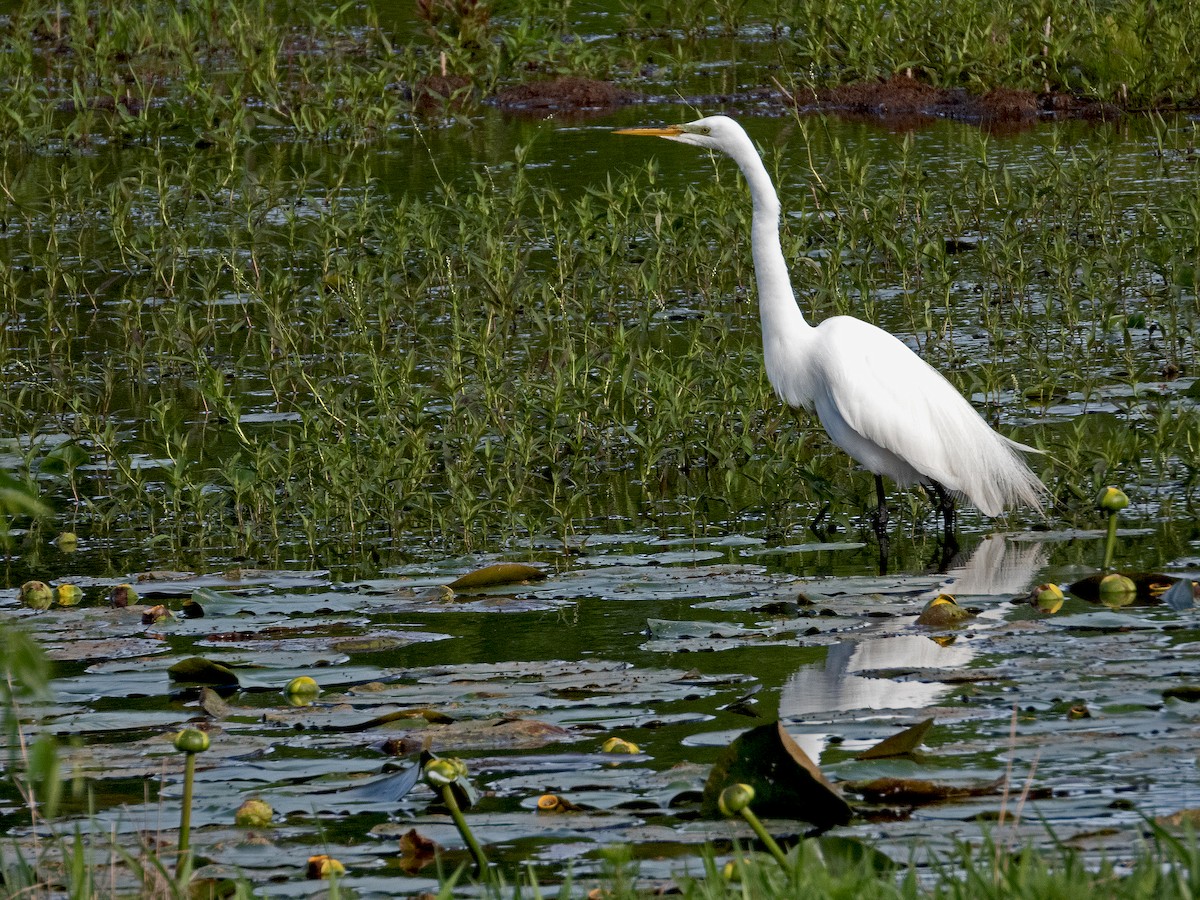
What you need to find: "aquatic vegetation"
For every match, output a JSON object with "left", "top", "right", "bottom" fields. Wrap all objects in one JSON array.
[{"left": 2, "top": 1, "right": 1200, "bottom": 894}]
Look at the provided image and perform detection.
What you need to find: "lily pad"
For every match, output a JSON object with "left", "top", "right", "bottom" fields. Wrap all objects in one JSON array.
[
  {"left": 1068, "top": 572, "right": 1178, "bottom": 605},
  {"left": 447, "top": 563, "right": 547, "bottom": 591},
  {"left": 701, "top": 720, "right": 852, "bottom": 830},
  {"left": 856, "top": 718, "right": 935, "bottom": 760},
  {"left": 167, "top": 656, "right": 240, "bottom": 686}
]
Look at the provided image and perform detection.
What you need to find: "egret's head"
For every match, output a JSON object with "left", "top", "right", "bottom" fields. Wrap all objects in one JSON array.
[{"left": 613, "top": 115, "right": 747, "bottom": 153}]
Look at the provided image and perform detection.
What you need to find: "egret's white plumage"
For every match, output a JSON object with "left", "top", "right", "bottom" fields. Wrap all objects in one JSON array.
[{"left": 615, "top": 115, "right": 1045, "bottom": 526}]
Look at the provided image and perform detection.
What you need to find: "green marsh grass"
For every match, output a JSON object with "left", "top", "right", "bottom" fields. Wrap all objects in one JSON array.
[
  {"left": 2, "top": 112, "right": 1200, "bottom": 565},
  {"left": 0, "top": 1, "right": 1198, "bottom": 570}
]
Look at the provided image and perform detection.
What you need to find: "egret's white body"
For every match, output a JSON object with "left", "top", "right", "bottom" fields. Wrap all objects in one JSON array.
[{"left": 615, "top": 115, "right": 1045, "bottom": 526}]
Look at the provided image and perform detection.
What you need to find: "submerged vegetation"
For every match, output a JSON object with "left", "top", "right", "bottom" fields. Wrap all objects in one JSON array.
[{"left": 2, "top": 0, "right": 1200, "bottom": 896}]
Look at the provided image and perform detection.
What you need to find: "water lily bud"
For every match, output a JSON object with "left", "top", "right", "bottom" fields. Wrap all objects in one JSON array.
[
  {"left": 600, "top": 737, "right": 640, "bottom": 754},
  {"left": 20, "top": 580, "right": 53, "bottom": 610},
  {"left": 717, "top": 783, "right": 755, "bottom": 816},
  {"left": 285, "top": 676, "right": 320, "bottom": 706},
  {"left": 54, "top": 532, "right": 78, "bottom": 551},
  {"left": 916, "top": 594, "right": 971, "bottom": 627},
  {"left": 306, "top": 854, "right": 345, "bottom": 879},
  {"left": 1031, "top": 583, "right": 1064, "bottom": 614},
  {"left": 141, "top": 604, "right": 171, "bottom": 625},
  {"left": 422, "top": 758, "right": 461, "bottom": 787},
  {"left": 1098, "top": 486, "right": 1129, "bottom": 512},
  {"left": 537, "top": 794, "right": 563, "bottom": 812},
  {"left": 1098, "top": 573, "right": 1136, "bottom": 607},
  {"left": 722, "top": 858, "right": 751, "bottom": 881},
  {"left": 55, "top": 583, "right": 83, "bottom": 606},
  {"left": 235, "top": 797, "right": 274, "bottom": 827},
  {"left": 174, "top": 728, "right": 210, "bottom": 753},
  {"left": 109, "top": 584, "right": 138, "bottom": 608}
]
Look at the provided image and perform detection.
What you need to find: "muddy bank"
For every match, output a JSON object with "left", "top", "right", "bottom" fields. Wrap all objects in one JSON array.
[{"left": 415, "top": 71, "right": 1120, "bottom": 129}]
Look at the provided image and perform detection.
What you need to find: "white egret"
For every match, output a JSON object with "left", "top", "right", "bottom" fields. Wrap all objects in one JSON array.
[{"left": 614, "top": 115, "right": 1045, "bottom": 544}]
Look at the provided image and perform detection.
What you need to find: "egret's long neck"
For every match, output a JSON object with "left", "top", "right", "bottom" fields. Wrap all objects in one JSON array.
[{"left": 726, "top": 139, "right": 810, "bottom": 336}]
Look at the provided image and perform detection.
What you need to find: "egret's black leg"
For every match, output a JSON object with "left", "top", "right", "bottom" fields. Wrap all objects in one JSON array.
[
  {"left": 930, "top": 482, "right": 959, "bottom": 556},
  {"left": 871, "top": 475, "right": 890, "bottom": 572},
  {"left": 870, "top": 475, "right": 889, "bottom": 536}
]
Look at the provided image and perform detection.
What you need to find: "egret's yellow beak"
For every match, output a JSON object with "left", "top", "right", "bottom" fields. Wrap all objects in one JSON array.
[{"left": 612, "top": 124, "right": 685, "bottom": 137}]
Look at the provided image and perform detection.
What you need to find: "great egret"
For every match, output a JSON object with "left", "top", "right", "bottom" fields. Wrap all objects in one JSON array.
[{"left": 614, "top": 115, "right": 1045, "bottom": 544}]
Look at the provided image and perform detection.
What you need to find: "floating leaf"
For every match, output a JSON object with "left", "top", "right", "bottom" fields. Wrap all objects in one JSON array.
[
  {"left": 198, "top": 687, "right": 232, "bottom": 718},
  {"left": 322, "top": 707, "right": 454, "bottom": 732},
  {"left": 398, "top": 828, "right": 440, "bottom": 873},
  {"left": 318, "top": 766, "right": 424, "bottom": 805},
  {"left": 167, "top": 656, "right": 239, "bottom": 686},
  {"left": 1162, "top": 686, "right": 1200, "bottom": 702},
  {"left": 1068, "top": 572, "right": 1177, "bottom": 605},
  {"left": 844, "top": 776, "right": 1004, "bottom": 806},
  {"left": 447, "top": 563, "right": 546, "bottom": 591},
  {"left": 701, "top": 720, "right": 852, "bottom": 830},
  {"left": 856, "top": 718, "right": 934, "bottom": 760},
  {"left": 1162, "top": 578, "right": 1197, "bottom": 611}
]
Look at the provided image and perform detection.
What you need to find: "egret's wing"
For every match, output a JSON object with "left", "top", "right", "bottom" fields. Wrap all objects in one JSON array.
[{"left": 809, "top": 317, "right": 1043, "bottom": 515}]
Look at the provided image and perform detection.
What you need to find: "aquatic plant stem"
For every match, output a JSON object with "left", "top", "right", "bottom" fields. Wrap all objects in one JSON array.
[
  {"left": 737, "top": 804, "right": 791, "bottom": 870},
  {"left": 1103, "top": 512, "right": 1118, "bottom": 570},
  {"left": 440, "top": 783, "right": 489, "bottom": 873},
  {"left": 718, "top": 784, "right": 790, "bottom": 870},
  {"left": 1099, "top": 487, "right": 1129, "bottom": 570},
  {"left": 177, "top": 751, "right": 196, "bottom": 876},
  {"left": 173, "top": 728, "right": 209, "bottom": 878}
]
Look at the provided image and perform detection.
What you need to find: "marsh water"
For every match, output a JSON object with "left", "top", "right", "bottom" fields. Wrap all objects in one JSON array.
[{"left": 3, "top": 59, "right": 1200, "bottom": 895}]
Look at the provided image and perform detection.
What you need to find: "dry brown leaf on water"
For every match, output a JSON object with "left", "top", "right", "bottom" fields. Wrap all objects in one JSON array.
[{"left": 398, "top": 828, "right": 440, "bottom": 873}]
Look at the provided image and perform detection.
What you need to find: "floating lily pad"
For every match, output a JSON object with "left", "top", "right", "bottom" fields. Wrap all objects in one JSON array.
[
  {"left": 168, "top": 656, "right": 240, "bottom": 686},
  {"left": 701, "top": 720, "right": 852, "bottom": 830},
  {"left": 1068, "top": 572, "right": 1178, "bottom": 605},
  {"left": 856, "top": 718, "right": 934, "bottom": 760},
  {"left": 447, "top": 563, "right": 547, "bottom": 591}
]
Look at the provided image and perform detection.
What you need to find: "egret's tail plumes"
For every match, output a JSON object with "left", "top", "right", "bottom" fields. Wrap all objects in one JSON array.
[{"left": 944, "top": 428, "right": 1045, "bottom": 519}]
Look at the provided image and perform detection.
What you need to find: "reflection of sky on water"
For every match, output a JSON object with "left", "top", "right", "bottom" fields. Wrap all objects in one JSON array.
[{"left": 782, "top": 534, "right": 1048, "bottom": 760}]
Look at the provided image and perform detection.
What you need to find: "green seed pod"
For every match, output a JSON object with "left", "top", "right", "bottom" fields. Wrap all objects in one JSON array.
[
  {"left": 284, "top": 676, "right": 321, "bottom": 706},
  {"left": 1098, "top": 486, "right": 1129, "bottom": 512},
  {"left": 1031, "top": 583, "right": 1064, "bottom": 614},
  {"left": 141, "top": 604, "right": 171, "bottom": 625},
  {"left": 1098, "top": 573, "right": 1137, "bottom": 608},
  {"left": 174, "top": 727, "right": 211, "bottom": 754},
  {"left": 600, "top": 737, "right": 640, "bottom": 754},
  {"left": 20, "top": 580, "right": 53, "bottom": 610},
  {"left": 306, "top": 854, "right": 345, "bottom": 879},
  {"left": 234, "top": 797, "right": 274, "bottom": 827},
  {"left": 916, "top": 593, "right": 971, "bottom": 627},
  {"left": 109, "top": 584, "right": 138, "bottom": 608},
  {"left": 55, "top": 583, "right": 83, "bottom": 606},
  {"left": 717, "top": 783, "right": 755, "bottom": 817}
]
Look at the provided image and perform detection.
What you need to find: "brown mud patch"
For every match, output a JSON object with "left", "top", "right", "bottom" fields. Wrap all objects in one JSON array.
[
  {"left": 409, "top": 74, "right": 475, "bottom": 114},
  {"left": 793, "top": 74, "right": 1120, "bottom": 128},
  {"left": 494, "top": 76, "right": 637, "bottom": 114}
]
